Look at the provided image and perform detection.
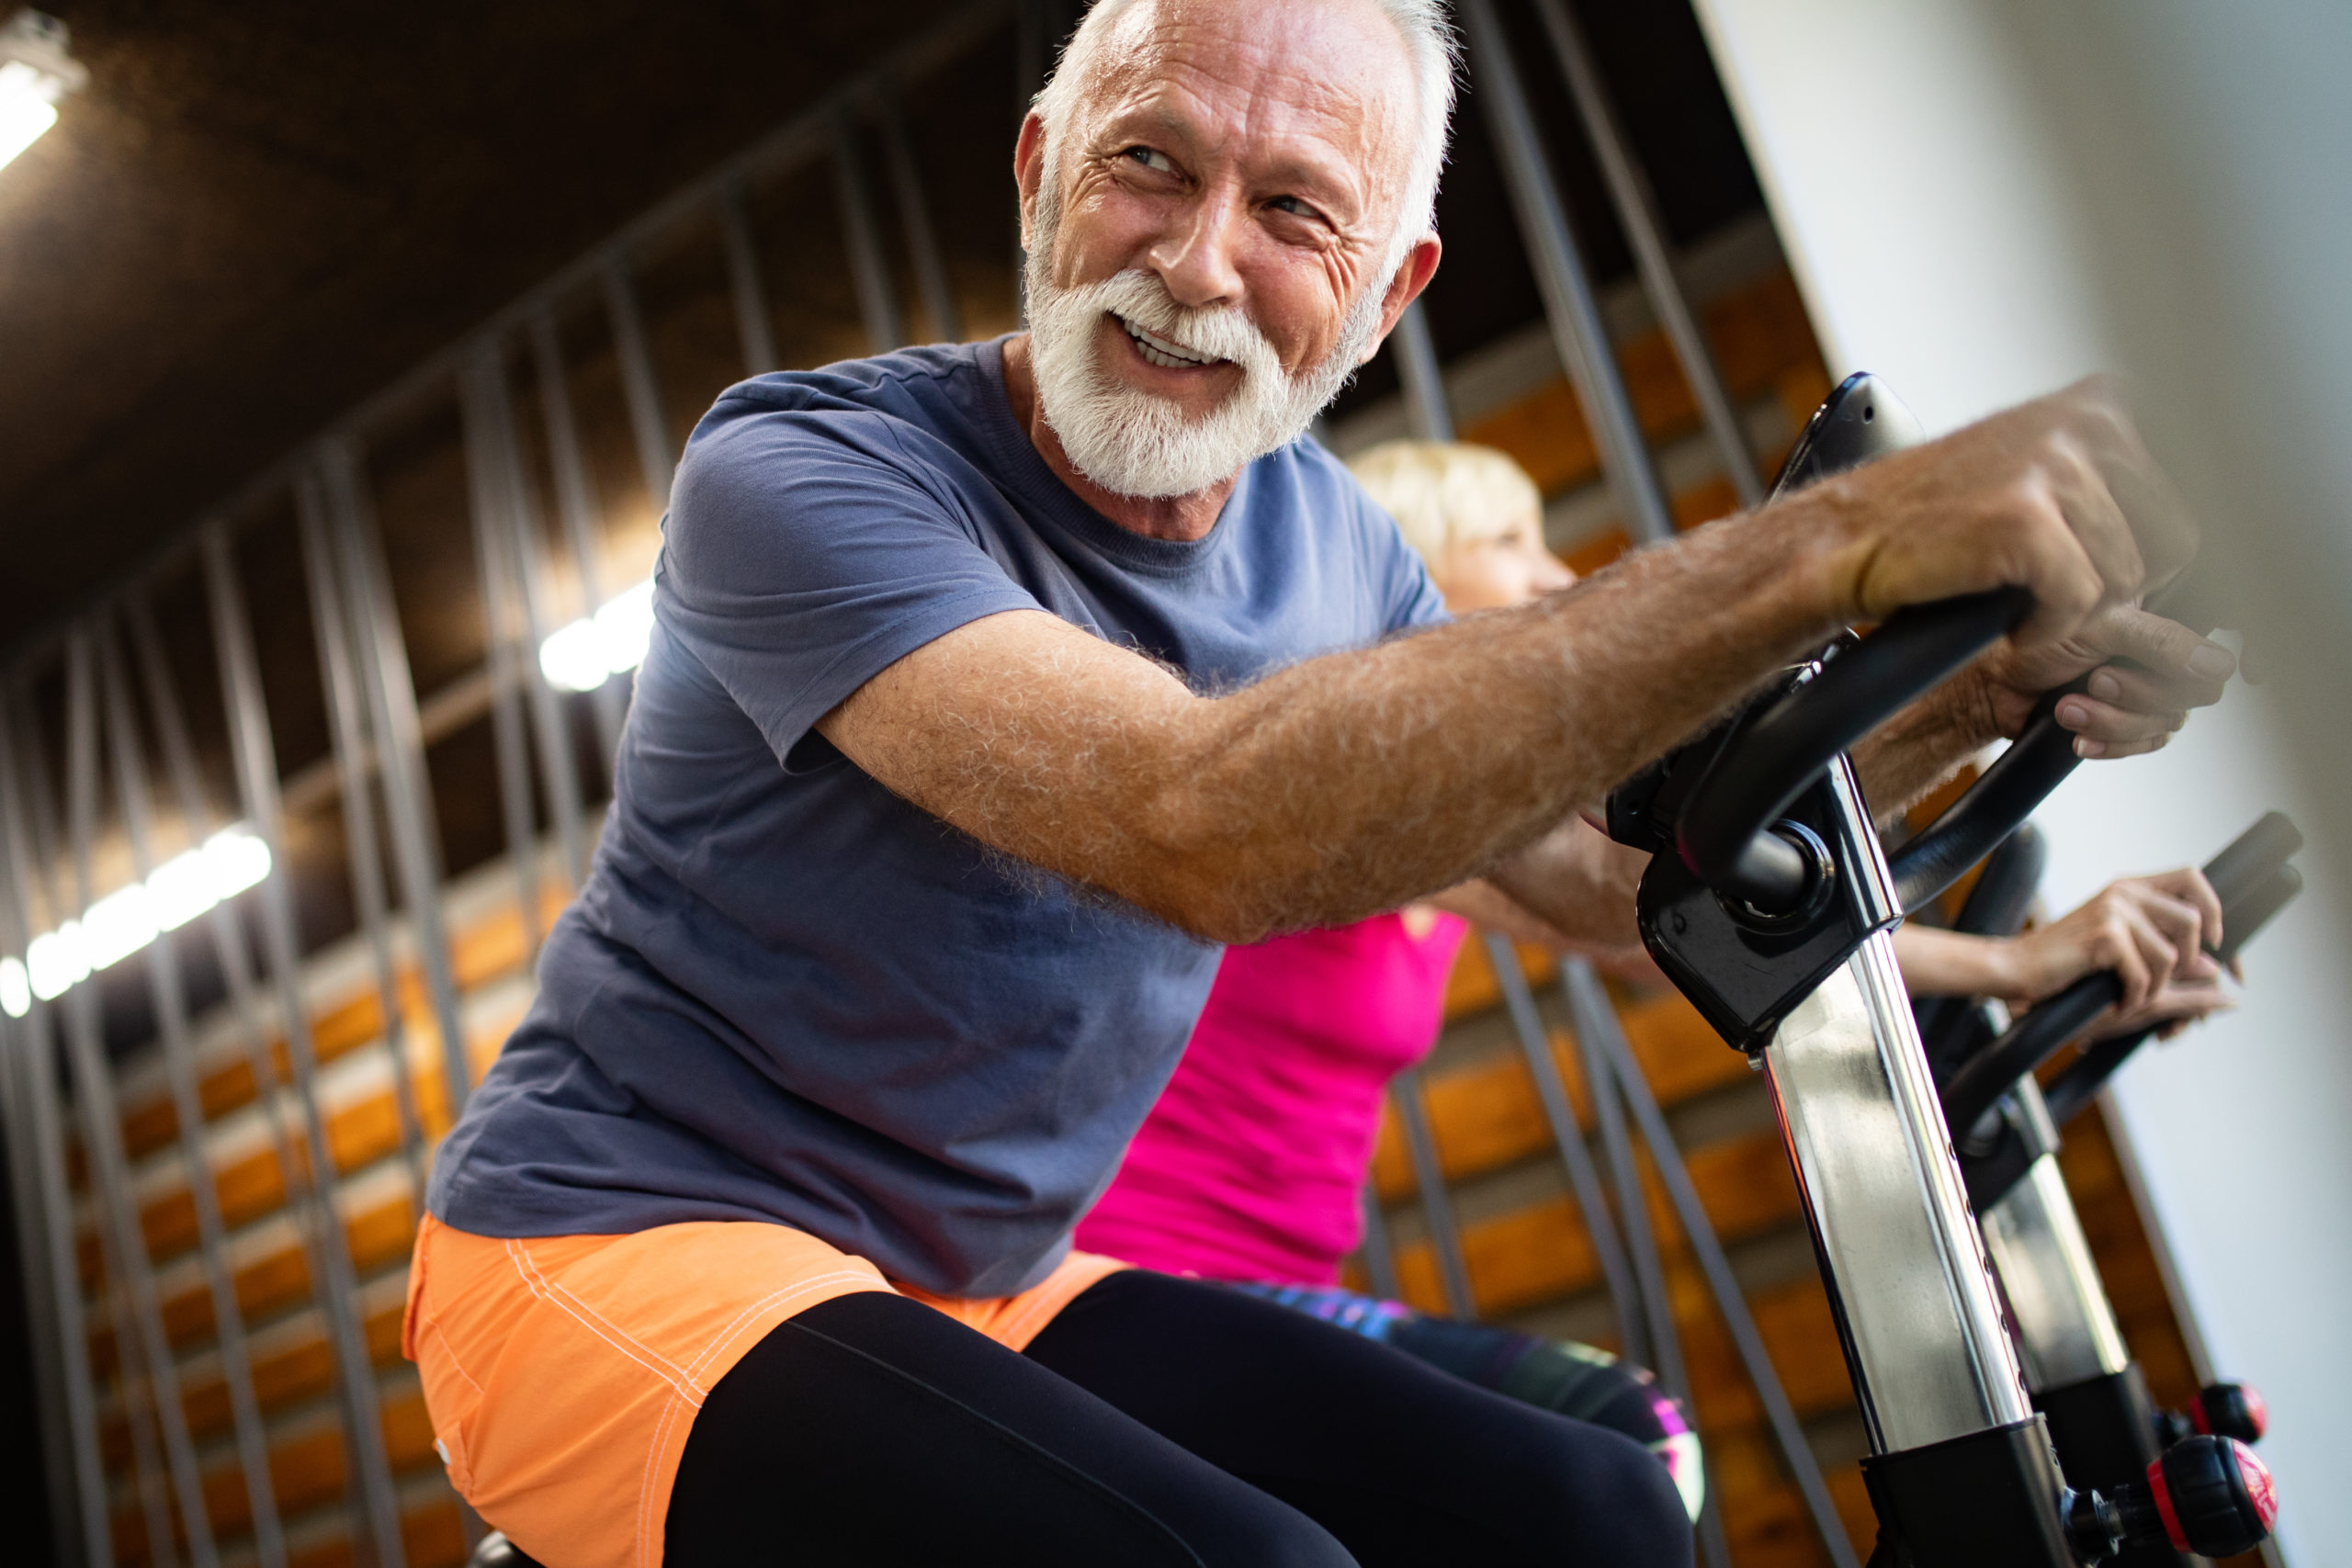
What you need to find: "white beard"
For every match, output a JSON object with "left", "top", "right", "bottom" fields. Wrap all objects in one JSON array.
[{"left": 1023, "top": 177, "right": 1390, "bottom": 501}]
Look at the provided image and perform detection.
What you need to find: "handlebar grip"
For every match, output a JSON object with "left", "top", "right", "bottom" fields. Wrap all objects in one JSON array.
[
  {"left": 1887, "top": 707, "right": 2080, "bottom": 913},
  {"left": 2205, "top": 810, "right": 2302, "bottom": 909},
  {"left": 1943, "top": 969, "right": 2121, "bottom": 1142},
  {"left": 2039, "top": 860, "right": 2301, "bottom": 1126},
  {"left": 1678, "top": 588, "right": 2032, "bottom": 911}
]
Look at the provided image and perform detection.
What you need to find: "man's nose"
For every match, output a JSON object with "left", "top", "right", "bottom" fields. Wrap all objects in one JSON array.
[{"left": 1146, "top": 186, "right": 1247, "bottom": 308}]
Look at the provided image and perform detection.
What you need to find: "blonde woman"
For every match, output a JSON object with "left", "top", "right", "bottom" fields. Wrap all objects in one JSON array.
[{"left": 1076, "top": 441, "right": 2230, "bottom": 1524}]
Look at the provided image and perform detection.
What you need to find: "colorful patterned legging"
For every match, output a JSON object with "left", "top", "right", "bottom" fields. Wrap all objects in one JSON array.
[{"left": 1232, "top": 1282, "right": 1706, "bottom": 1522}]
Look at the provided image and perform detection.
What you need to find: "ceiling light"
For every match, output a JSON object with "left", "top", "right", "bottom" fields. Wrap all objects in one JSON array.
[
  {"left": 540, "top": 579, "right": 656, "bottom": 693},
  {"left": 3, "top": 824, "right": 272, "bottom": 1015},
  {"left": 0, "top": 10, "right": 86, "bottom": 175}
]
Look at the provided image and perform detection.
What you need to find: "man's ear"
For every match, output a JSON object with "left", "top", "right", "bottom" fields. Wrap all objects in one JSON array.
[
  {"left": 1014, "top": 112, "right": 1048, "bottom": 250},
  {"left": 1359, "top": 235, "right": 1444, "bottom": 366}
]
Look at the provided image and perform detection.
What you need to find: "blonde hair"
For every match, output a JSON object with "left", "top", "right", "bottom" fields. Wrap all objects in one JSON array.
[{"left": 1347, "top": 440, "right": 1543, "bottom": 570}]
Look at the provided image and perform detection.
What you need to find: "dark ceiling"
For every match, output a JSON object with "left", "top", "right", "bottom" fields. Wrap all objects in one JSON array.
[
  {"left": 0, "top": 0, "right": 1759, "bottom": 653},
  {"left": 0, "top": 0, "right": 968, "bottom": 642}
]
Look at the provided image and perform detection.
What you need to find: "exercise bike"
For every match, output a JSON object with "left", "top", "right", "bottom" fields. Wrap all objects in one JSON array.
[
  {"left": 1924, "top": 814, "right": 2298, "bottom": 1568},
  {"left": 1602, "top": 375, "right": 2278, "bottom": 1564}
]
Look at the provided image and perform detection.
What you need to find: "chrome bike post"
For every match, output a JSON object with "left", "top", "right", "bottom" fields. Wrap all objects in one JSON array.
[{"left": 1760, "top": 774, "right": 2032, "bottom": 1453}]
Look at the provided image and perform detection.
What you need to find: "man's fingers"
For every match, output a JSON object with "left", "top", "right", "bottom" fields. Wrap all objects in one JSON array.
[
  {"left": 2079, "top": 659, "right": 2229, "bottom": 721},
  {"left": 2071, "top": 380, "right": 2200, "bottom": 584},
  {"left": 2055, "top": 692, "right": 2188, "bottom": 746},
  {"left": 2088, "top": 605, "right": 2236, "bottom": 688},
  {"left": 2048, "top": 427, "right": 2147, "bottom": 612}
]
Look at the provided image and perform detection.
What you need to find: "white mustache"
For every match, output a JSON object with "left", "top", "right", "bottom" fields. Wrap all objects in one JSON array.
[{"left": 1080, "top": 270, "right": 1286, "bottom": 383}]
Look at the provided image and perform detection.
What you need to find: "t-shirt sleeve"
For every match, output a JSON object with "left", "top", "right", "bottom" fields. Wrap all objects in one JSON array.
[{"left": 657, "top": 407, "right": 1045, "bottom": 765}]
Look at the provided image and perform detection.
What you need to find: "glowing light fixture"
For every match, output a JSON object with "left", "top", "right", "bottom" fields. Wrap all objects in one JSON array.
[
  {"left": 1, "top": 825, "right": 272, "bottom": 1017},
  {"left": 0, "top": 10, "right": 85, "bottom": 176},
  {"left": 540, "top": 579, "right": 657, "bottom": 694}
]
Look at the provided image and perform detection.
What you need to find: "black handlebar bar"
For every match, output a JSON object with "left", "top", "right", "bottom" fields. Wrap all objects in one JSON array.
[
  {"left": 1942, "top": 813, "right": 2301, "bottom": 1138},
  {"left": 1678, "top": 588, "right": 2032, "bottom": 911},
  {"left": 2041, "top": 855, "right": 2303, "bottom": 1125}
]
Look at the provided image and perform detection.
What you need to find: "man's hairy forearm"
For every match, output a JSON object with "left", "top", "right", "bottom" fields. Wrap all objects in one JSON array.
[{"left": 827, "top": 506, "right": 1848, "bottom": 942}]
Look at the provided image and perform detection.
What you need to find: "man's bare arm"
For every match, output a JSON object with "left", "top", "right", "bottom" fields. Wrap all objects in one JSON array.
[
  {"left": 820, "top": 380, "right": 2214, "bottom": 942},
  {"left": 823, "top": 512, "right": 1828, "bottom": 942}
]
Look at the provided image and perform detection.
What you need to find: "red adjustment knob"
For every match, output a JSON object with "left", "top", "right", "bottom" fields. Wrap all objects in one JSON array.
[
  {"left": 2193, "top": 1382, "right": 2268, "bottom": 1444},
  {"left": 2124, "top": 1436, "right": 2277, "bottom": 1560}
]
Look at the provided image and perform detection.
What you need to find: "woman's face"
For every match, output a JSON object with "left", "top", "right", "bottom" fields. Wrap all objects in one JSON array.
[{"left": 1432, "top": 505, "right": 1575, "bottom": 613}]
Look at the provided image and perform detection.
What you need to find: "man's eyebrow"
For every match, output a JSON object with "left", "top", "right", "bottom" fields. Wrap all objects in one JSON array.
[{"left": 1098, "top": 101, "right": 1367, "bottom": 216}]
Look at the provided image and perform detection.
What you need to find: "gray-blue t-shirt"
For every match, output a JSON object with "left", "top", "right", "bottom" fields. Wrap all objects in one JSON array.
[{"left": 428, "top": 337, "right": 1448, "bottom": 1295}]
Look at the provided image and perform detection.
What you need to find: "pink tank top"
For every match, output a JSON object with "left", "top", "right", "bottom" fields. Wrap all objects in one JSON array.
[{"left": 1074, "top": 910, "right": 1468, "bottom": 1285}]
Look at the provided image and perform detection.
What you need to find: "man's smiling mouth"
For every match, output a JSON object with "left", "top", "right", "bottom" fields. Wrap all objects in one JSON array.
[{"left": 1114, "top": 313, "right": 1225, "bottom": 371}]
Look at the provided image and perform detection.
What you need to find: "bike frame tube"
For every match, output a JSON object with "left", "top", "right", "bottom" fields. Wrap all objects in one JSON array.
[{"left": 1761, "top": 764, "right": 2033, "bottom": 1453}]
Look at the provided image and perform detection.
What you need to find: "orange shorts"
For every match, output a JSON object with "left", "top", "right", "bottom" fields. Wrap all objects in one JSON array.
[{"left": 401, "top": 1213, "right": 1128, "bottom": 1568}]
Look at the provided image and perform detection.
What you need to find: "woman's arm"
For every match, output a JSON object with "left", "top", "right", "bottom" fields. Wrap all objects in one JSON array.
[{"left": 1894, "top": 869, "right": 2232, "bottom": 1038}]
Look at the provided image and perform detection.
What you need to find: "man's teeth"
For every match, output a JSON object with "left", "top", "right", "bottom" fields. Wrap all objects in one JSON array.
[{"left": 1120, "top": 318, "right": 1219, "bottom": 370}]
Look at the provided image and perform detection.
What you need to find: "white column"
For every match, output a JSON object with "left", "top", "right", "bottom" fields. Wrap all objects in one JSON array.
[{"left": 1690, "top": 2, "right": 2352, "bottom": 1561}]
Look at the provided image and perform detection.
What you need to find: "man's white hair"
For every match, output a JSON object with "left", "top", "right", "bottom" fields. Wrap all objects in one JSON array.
[{"left": 1032, "top": 0, "right": 1459, "bottom": 260}]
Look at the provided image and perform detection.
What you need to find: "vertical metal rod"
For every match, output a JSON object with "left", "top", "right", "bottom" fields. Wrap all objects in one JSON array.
[
  {"left": 716, "top": 175, "right": 780, "bottom": 376},
  {"left": 319, "top": 438, "right": 471, "bottom": 1120},
  {"left": 107, "top": 1215, "right": 183, "bottom": 1568},
  {"left": 473, "top": 344, "right": 590, "bottom": 889},
  {"left": 1356, "top": 1183, "right": 1403, "bottom": 1302},
  {"left": 61, "top": 627, "right": 222, "bottom": 1568},
  {"left": 125, "top": 586, "right": 393, "bottom": 1561},
  {"left": 293, "top": 479, "right": 430, "bottom": 1199},
  {"left": 876, "top": 83, "right": 962, "bottom": 344},
  {"left": 0, "top": 719, "right": 107, "bottom": 1568},
  {"left": 6, "top": 694, "right": 130, "bottom": 1568},
  {"left": 601, "top": 254, "right": 675, "bottom": 513},
  {"left": 204, "top": 524, "right": 412, "bottom": 1568},
  {"left": 528, "top": 309, "right": 626, "bottom": 771},
  {"left": 459, "top": 350, "right": 554, "bottom": 961},
  {"left": 1460, "top": 0, "right": 1677, "bottom": 547},
  {"left": 1484, "top": 934, "right": 1645, "bottom": 1358},
  {"left": 1391, "top": 1064, "right": 1476, "bottom": 1319},
  {"left": 0, "top": 1006, "right": 79, "bottom": 1568},
  {"left": 831, "top": 110, "right": 907, "bottom": 353},
  {"left": 1576, "top": 962, "right": 1861, "bottom": 1568},
  {"left": 95, "top": 622, "right": 289, "bottom": 1568},
  {"left": 1565, "top": 961, "right": 1685, "bottom": 1390},
  {"left": 1529, "top": 0, "right": 1762, "bottom": 508},
  {"left": 123, "top": 590, "right": 313, "bottom": 1261},
  {"left": 1390, "top": 300, "right": 1455, "bottom": 444},
  {"left": 1568, "top": 964, "right": 1731, "bottom": 1568}
]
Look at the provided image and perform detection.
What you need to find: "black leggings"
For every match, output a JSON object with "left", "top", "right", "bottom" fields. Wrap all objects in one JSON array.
[{"left": 665, "top": 1269, "right": 1693, "bottom": 1567}]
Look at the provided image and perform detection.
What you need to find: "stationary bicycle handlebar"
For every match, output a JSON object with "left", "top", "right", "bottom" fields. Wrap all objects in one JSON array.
[
  {"left": 1678, "top": 588, "right": 2031, "bottom": 911},
  {"left": 1941, "top": 812, "right": 2303, "bottom": 1139},
  {"left": 2039, "top": 852, "right": 2303, "bottom": 1126}
]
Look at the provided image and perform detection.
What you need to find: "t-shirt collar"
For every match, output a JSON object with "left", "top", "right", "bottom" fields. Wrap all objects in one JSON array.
[{"left": 971, "top": 334, "right": 1248, "bottom": 577}]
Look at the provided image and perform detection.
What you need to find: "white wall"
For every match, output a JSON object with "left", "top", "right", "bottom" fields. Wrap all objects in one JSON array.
[{"left": 1690, "top": 2, "right": 2352, "bottom": 1561}]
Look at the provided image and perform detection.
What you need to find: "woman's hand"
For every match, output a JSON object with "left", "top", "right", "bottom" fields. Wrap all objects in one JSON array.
[{"left": 2001, "top": 870, "right": 2231, "bottom": 1037}]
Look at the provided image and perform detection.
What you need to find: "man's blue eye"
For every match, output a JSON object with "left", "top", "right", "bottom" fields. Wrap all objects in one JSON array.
[{"left": 1125, "top": 147, "right": 1173, "bottom": 173}]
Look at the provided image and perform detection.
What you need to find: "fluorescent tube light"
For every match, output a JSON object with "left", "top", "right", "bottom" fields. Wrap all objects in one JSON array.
[
  {"left": 2, "top": 825, "right": 272, "bottom": 1015},
  {"left": 0, "top": 11, "right": 86, "bottom": 175}
]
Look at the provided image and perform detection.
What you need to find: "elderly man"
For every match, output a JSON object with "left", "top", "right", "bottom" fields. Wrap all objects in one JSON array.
[{"left": 405, "top": 2, "right": 2231, "bottom": 1564}]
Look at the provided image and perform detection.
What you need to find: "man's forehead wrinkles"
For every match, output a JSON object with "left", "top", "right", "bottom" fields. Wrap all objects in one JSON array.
[{"left": 1086, "top": 62, "right": 1394, "bottom": 221}]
